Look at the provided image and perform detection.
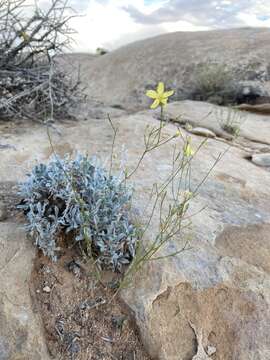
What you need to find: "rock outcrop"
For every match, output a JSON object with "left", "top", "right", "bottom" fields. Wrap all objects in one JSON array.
[
  {"left": 1, "top": 104, "right": 270, "bottom": 359},
  {"left": 163, "top": 100, "right": 270, "bottom": 146},
  {"left": 73, "top": 28, "right": 270, "bottom": 110},
  {"left": 0, "top": 222, "right": 50, "bottom": 360}
]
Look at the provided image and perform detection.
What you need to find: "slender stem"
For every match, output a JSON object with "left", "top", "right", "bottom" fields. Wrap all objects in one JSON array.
[{"left": 107, "top": 113, "right": 118, "bottom": 177}]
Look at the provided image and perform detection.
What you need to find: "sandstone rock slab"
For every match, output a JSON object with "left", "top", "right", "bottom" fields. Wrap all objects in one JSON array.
[
  {"left": 165, "top": 100, "right": 270, "bottom": 145},
  {"left": 78, "top": 28, "right": 270, "bottom": 110},
  {"left": 0, "top": 222, "right": 50, "bottom": 360},
  {"left": 1, "top": 111, "right": 270, "bottom": 359}
]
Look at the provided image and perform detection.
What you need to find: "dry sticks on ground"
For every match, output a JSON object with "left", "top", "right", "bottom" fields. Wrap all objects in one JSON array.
[
  {"left": 0, "top": 0, "right": 84, "bottom": 121},
  {"left": 0, "top": 63, "right": 84, "bottom": 121}
]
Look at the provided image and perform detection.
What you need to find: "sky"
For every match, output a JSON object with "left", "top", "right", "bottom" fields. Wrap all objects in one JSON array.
[{"left": 35, "top": 0, "right": 270, "bottom": 52}]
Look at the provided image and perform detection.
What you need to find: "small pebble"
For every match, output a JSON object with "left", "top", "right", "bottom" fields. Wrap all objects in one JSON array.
[
  {"left": 112, "top": 315, "right": 126, "bottom": 330},
  {"left": 43, "top": 286, "right": 51, "bottom": 293},
  {"left": 67, "top": 260, "right": 81, "bottom": 277},
  {"left": 0, "top": 202, "right": 7, "bottom": 221},
  {"left": 251, "top": 153, "right": 270, "bottom": 167},
  {"left": 207, "top": 345, "right": 217, "bottom": 356},
  {"left": 190, "top": 127, "right": 216, "bottom": 138}
]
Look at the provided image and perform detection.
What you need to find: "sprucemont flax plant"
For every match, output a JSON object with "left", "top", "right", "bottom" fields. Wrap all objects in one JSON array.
[{"left": 146, "top": 82, "right": 174, "bottom": 109}]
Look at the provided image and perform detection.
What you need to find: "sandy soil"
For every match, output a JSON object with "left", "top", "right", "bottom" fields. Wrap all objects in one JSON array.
[{"left": 30, "top": 248, "right": 151, "bottom": 360}]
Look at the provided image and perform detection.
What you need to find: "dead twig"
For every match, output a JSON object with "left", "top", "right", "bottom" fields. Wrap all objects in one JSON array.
[{"left": 0, "top": 0, "right": 85, "bottom": 121}]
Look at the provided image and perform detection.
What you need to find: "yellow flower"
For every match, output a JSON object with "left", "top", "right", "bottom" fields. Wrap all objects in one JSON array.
[
  {"left": 184, "top": 137, "right": 195, "bottom": 157},
  {"left": 146, "top": 82, "right": 174, "bottom": 109}
]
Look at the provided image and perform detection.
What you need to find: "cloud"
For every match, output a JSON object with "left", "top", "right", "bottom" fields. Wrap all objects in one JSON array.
[
  {"left": 69, "top": 0, "right": 213, "bottom": 52},
  {"left": 22, "top": 0, "right": 270, "bottom": 52},
  {"left": 69, "top": 0, "right": 171, "bottom": 52},
  {"left": 123, "top": 0, "right": 270, "bottom": 28}
]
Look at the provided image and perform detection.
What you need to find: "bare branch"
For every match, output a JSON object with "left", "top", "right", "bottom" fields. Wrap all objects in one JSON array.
[{"left": 0, "top": 0, "right": 85, "bottom": 121}]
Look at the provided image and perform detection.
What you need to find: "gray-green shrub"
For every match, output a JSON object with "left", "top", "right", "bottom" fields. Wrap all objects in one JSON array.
[
  {"left": 18, "top": 154, "right": 136, "bottom": 271},
  {"left": 190, "top": 63, "right": 240, "bottom": 105}
]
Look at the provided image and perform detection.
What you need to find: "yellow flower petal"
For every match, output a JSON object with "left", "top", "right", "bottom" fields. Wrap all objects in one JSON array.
[
  {"left": 146, "top": 82, "right": 175, "bottom": 110},
  {"left": 157, "top": 82, "right": 164, "bottom": 95},
  {"left": 163, "top": 90, "right": 174, "bottom": 98},
  {"left": 146, "top": 90, "right": 158, "bottom": 99},
  {"left": 161, "top": 98, "right": 168, "bottom": 106},
  {"left": 150, "top": 99, "right": 160, "bottom": 109}
]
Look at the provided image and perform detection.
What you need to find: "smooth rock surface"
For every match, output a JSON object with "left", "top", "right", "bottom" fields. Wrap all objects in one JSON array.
[
  {"left": 164, "top": 100, "right": 270, "bottom": 145},
  {"left": 76, "top": 28, "right": 270, "bottom": 109},
  {"left": 1, "top": 111, "right": 270, "bottom": 359},
  {"left": 0, "top": 222, "right": 50, "bottom": 360}
]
